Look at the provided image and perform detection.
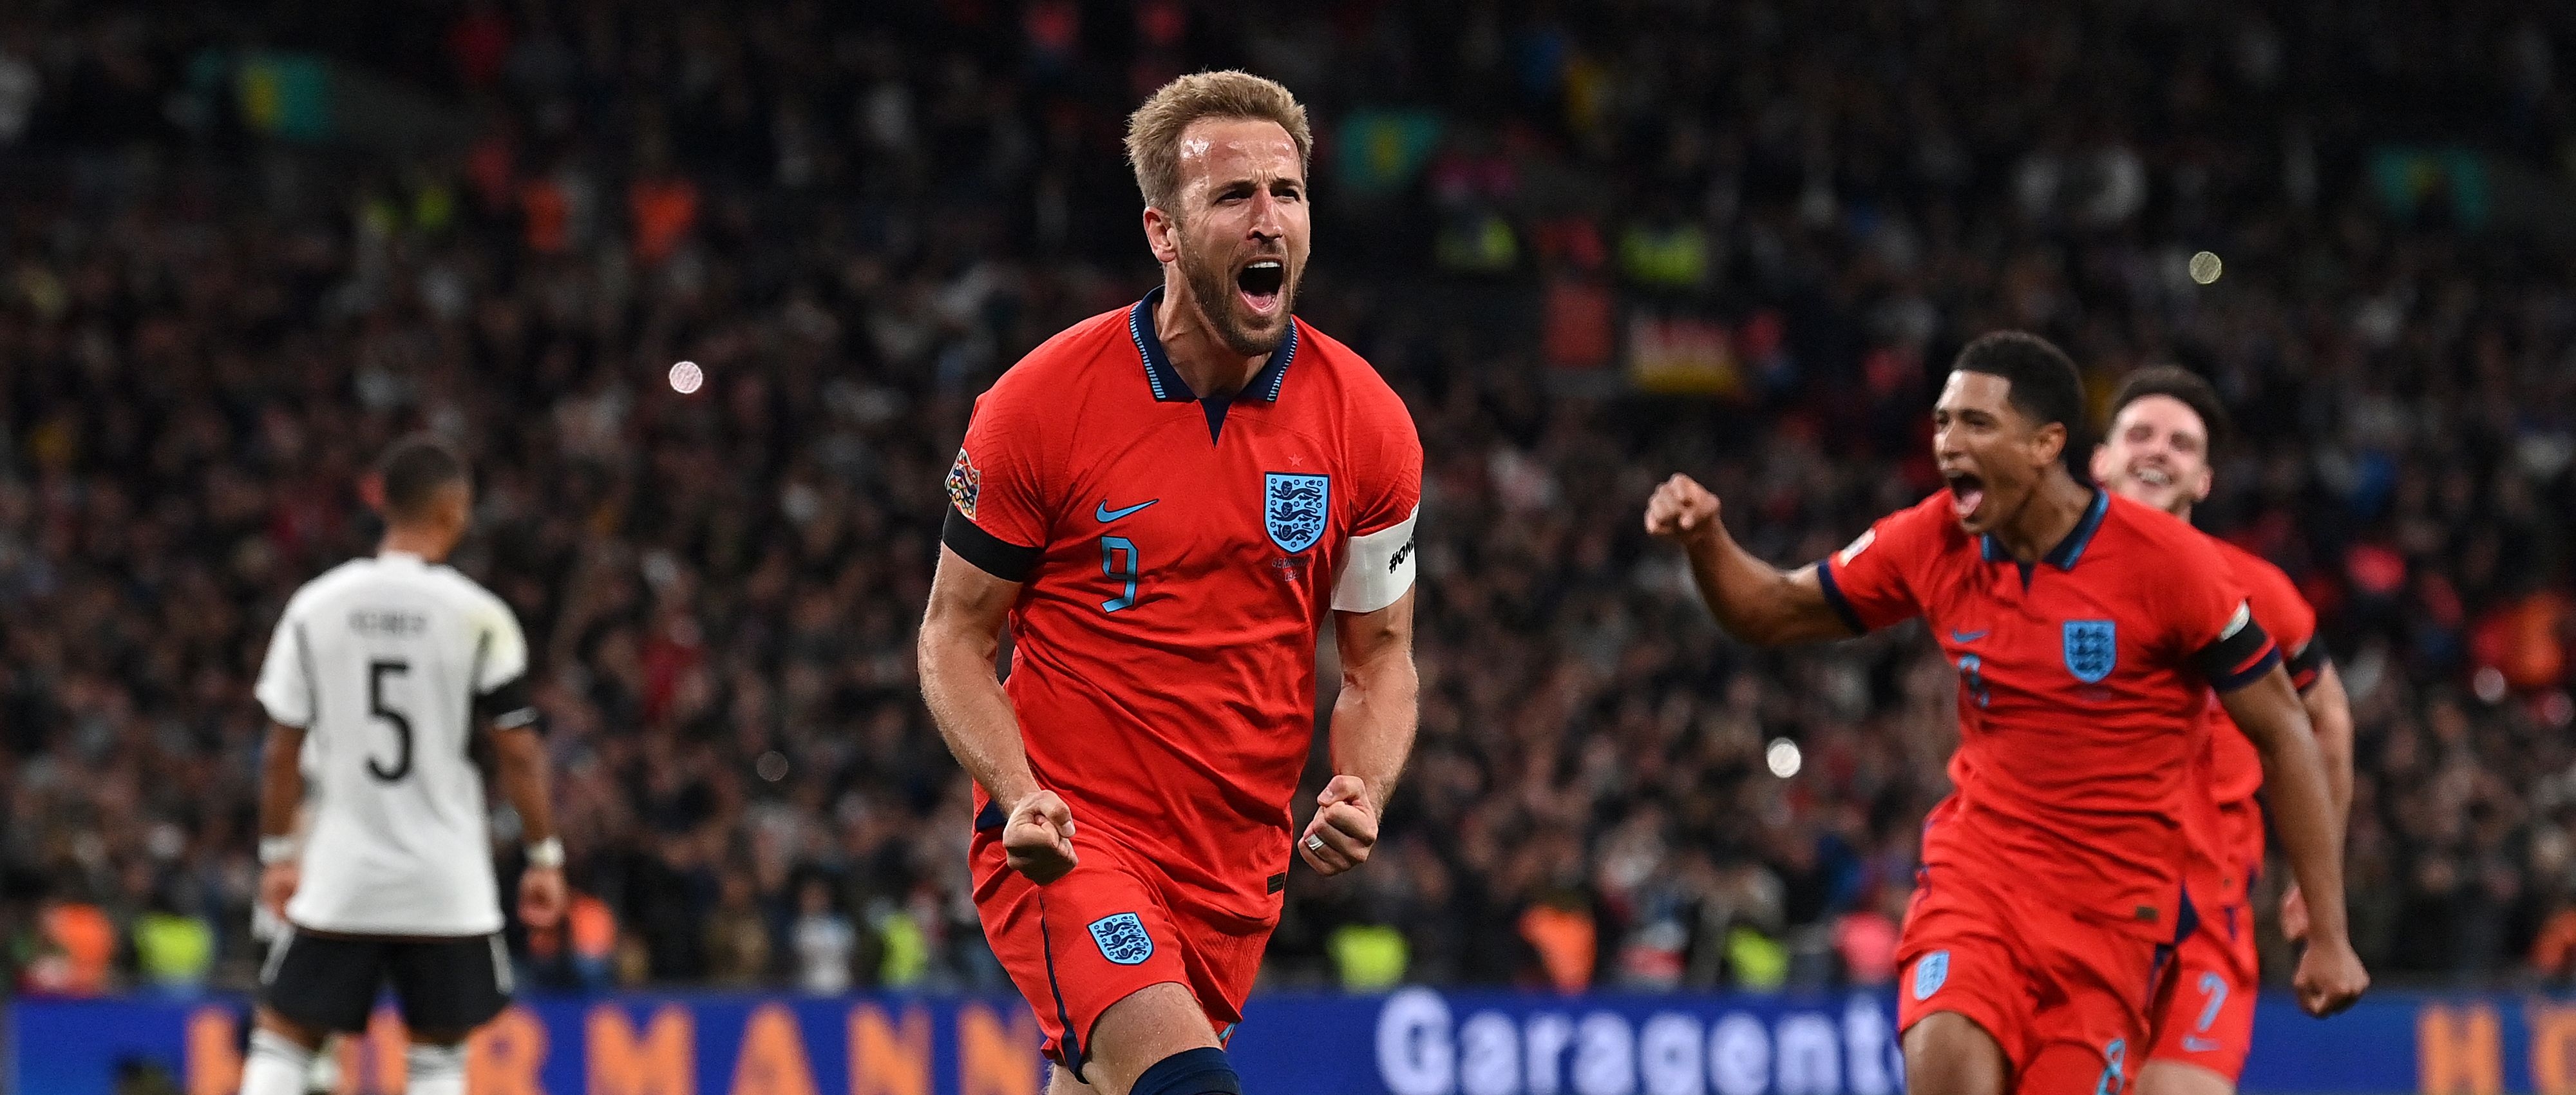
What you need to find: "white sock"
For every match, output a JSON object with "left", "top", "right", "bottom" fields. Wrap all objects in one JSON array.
[
  {"left": 241, "top": 1029, "right": 316, "bottom": 1095},
  {"left": 406, "top": 1042, "right": 468, "bottom": 1095}
]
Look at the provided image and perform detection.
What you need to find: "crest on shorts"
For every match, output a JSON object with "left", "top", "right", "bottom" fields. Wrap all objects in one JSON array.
[
  {"left": 946, "top": 448, "right": 981, "bottom": 519},
  {"left": 2063, "top": 619, "right": 2117, "bottom": 683},
  {"left": 1912, "top": 950, "right": 1949, "bottom": 1000},
  {"left": 1264, "top": 473, "right": 1329, "bottom": 554},
  {"left": 1088, "top": 913, "right": 1153, "bottom": 966}
]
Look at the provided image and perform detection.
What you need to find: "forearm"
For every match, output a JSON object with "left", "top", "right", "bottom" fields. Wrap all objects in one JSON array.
[
  {"left": 1678, "top": 529, "right": 1847, "bottom": 646},
  {"left": 258, "top": 725, "right": 304, "bottom": 841},
  {"left": 1331, "top": 652, "right": 1419, "bottom": 812},
  {"left": 2257, "top": 722, "right": 2351, "bottom": 944},
  {"left": 492, "top": 728, "right": 557, "bottom": 844},
  {"left": 2306, "top": 668, "right": 2355, "bottom": 821},
  {"left": 920, "top": 631, "right": 1042, "bottom": 805}
]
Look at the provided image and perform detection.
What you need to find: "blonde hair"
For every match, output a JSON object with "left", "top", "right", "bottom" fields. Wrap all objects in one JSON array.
[{"left": 1124, "top": 71, "right": 1312, "bottom": 216}]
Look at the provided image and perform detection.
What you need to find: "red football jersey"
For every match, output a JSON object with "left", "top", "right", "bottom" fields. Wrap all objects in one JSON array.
[
  {"left": 1819, "top": 490, "right": 2279, "bottom": 940},
  {"left": 2200, "top": 538, "right": 2324, "bottom": 806},
  {"left": 2183, "top": 536, "right": 2328, "bottom": 906},
  {"left": 943, "top": 288, "right": 1422, "bottom": 926}
]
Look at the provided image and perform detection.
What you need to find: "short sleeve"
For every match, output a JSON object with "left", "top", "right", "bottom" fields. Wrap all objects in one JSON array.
[
  {"left": 2242, "top": 556, "right": 2326, "bottom": 692},
  {"left": 473, "top": 593, "right": 541, "bottom": 730},
  {"left": 474, "top": 595, "right": 531, "bottom": 694},
  {"left": 2164, "top": 536, "right": 2279, "bottom": 692},
  {"left": 254, "top": 607, "right": 315, "bottom": 728},
  {"left": 940, "top": 388, "right": 1052, "bottom": 582},
  {"left": 1333, "top": 399, "right": 1424, "bottom": 614},
  {"left": 1815, "top": 499, "right": 1944, "bottom": 634}
]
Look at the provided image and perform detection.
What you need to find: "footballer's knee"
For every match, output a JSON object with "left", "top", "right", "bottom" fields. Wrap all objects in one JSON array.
[
  {"left": 1084, "top": 982, "right": 1224, "bottom": 1094},
  {"left": 1126, "top": 1047, "right": 1242, "bottom": 1095},
  {"left": 2137, "top": 1060, "right": 2235, "bottom": 1095},
  {"left": 1904, "top": 1011, "right": 2009, "bottom": 1095}
]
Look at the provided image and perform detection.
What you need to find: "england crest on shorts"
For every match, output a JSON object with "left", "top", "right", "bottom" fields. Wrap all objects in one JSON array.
[
  {"left": 1088, "top": 913, "right": 1153, "bottom": 966},
  {"left": 1264, "top": 473, "right": 1329, "bottom": 554},
  {"left": 1913, "top": 950, "right": 1949, "bottom": 1000},
  {"left": 2064, "top": 619, "right": 2117, "bottom": 683}
]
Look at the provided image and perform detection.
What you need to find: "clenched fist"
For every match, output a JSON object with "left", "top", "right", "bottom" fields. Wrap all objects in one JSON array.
[
  {"left": 2293, "top": 935, "right": 2369, "bottom": 1018},
  {"left": 1298, "top": 775, "right": 1379, "bottom": 877},
  {"left": 1003, "top": 789, "right": 1079, "bottom": 884},
  {"left": 1643, "top": 474, "right": 1724, "bottom": 545}
]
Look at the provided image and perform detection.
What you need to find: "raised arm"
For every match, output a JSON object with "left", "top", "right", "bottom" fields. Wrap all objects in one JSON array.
[
  {"left": 918, "top": 545, "right": 1075, "bottom": 883},
  {"left": 1302, "top": 589, "right": 1418, "bottom": 877},
  {"left": 1643, "top": 473, "right": 1857, "bottom": 645},
  {"left": 2219, "top": 667, "right": 2368, "bottom": 1016}
]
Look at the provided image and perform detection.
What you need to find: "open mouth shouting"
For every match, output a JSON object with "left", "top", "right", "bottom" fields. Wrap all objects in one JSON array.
[
  {"left": 1236, "top": 258, "right": 1287, "bottom": 318},
  {"left": 1944, "top": 469, "right": 1987, "bottom": 524}
]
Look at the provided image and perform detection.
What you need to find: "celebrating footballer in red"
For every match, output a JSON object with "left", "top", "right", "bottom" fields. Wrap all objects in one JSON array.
[
  {"left": 2092, "top": 367, "right": 2356, "bottom": 1095},
  {"left": 1645, "top": 334, "right": 2364, "bottom": 1095},
  {"left": 918, "top": 72, "right": 1421, "bottom": 1095}
]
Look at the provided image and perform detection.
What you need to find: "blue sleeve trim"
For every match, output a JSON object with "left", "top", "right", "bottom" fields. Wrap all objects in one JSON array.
[{"left": 1813, "top": 559, "right": 1868, "bottom": 636}]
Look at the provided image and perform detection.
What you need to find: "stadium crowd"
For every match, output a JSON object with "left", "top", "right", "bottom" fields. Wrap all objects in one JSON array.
[{"left": 0, "top": 0, "right": 2572, "bottom": 999}]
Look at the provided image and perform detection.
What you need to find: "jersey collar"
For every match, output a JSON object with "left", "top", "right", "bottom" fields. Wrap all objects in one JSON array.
[
  {"left": 1978, "top": 487, "right": 2108, "bottom": 570},
  {"left": 1126, "top": 286, "right": 1298, "bottom": 405}
]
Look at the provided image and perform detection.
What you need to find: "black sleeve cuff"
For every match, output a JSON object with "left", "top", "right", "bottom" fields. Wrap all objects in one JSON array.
[
  {"left": 2285, "top": 640, "right": 2331, "bottom": 693},
  {"left": 2195, "top": 613, "right": 2280, "bottom": 692},
  {"left": 1812, "top": 560, "right": 1868, "bottom": 636},
  {"left": 477, "top": 676, "right": 542, "bottom": 732},
  {"left": 943, "top": 508, "right": 1041, "bottom": 582}
]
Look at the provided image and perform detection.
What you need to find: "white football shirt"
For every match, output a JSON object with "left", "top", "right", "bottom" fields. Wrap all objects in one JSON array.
[{"left": 254, "top": 551, "right": 535, "bottom": 937}]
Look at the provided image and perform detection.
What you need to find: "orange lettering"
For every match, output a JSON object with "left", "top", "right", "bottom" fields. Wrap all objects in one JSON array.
[
  {"left": 328, "top": 1036, "right": 363, "bottom": 1095},
  {"left": 848, "top": 1004, "right": 931, "bottom": 1095},
  {"left": 956, "top": 1003, "right": 1043, "bottom": 1095},
  {"left": 184, "top": 1007, "right": 243, "bottom": 1095},
  {"left": 729, "top": 1004, "right": 820, "bottom": 1095},
  {"left": 2530, "top": 1002, "right": 2576, "bottom": 1095},
  {"left": 2420, "top": 1003, "right": 2504, "bottom": 1095},
  {"left": 589, "top": 1004, "right": 696, "bottom": 1095},
  {"left": 366, "top": 1005, "right": 409, "bottom": 1092},
  {"left": 469, "top": 1005, "right": 551, "bottom": 1095}
]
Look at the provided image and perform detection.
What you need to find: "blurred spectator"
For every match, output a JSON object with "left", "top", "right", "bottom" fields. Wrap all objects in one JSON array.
[
  {"left": 791, "top": 877, "right": 855, "bottom": 995},
  {"left": 0, "top": 0, "right": 2568, "bottom": 996},
  {"left": 704, "top": 872, "right": 773, "bottom": 987}
]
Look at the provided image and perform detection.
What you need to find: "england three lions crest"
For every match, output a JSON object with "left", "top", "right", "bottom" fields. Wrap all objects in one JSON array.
[
  {"left": 2064, "top": 619, "right": 2117, "bottom": 683},
  {"left": 1264, "top": 473, "right": 1329, "bottom": 554}
]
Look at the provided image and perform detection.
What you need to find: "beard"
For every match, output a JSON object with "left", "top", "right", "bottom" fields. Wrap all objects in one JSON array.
[{"left": 1177, "top": 243, "right": 1294, "bottom": 359}]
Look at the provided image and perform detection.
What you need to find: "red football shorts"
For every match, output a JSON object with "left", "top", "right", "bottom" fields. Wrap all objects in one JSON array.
[
  {"left": 971, "top": 819, "right": 1270, "bottom": 1076},
  {"left": 2149, "top": 801, "right": 2262, "bottom": 1078},
  {"left": 1897, "top": 864, "right": 2178, "bottom": 1095}
]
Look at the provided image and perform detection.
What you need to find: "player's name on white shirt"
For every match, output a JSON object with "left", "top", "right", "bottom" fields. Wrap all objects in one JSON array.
[{"left": 254, "top": 551, "right": 533, "bottom": 937}]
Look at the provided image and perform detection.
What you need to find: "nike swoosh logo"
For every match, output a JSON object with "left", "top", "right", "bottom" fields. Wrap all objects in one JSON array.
[
  {"left": 2182, "top": 1037, "right": 2221, "bottom": 1053},
  {"left": 1095, "top": 499, "right": 1159, "bottom": 521},
  {"left": 1949, "top": 629, "right": 1989, "bottom": 643}
]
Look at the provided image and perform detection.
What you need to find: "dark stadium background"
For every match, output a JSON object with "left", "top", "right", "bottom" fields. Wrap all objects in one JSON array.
[{"left": 0, "top": 2, "right": 2571, "bottom": 1081}]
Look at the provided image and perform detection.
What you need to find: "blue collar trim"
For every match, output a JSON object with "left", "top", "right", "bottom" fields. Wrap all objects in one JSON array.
[
  {"left": 1126, "top": 287, "right": 1296, "bottom": 404},
  {"left": 1980, "top": 488, "right": 2109, "bottom": 571}
]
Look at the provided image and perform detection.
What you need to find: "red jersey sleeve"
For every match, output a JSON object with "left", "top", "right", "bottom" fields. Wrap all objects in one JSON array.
[
  {"left": 1331, "top": 384, "right": 1424, "bottom": 614},
  {"left": 1346, "top": 401, "right": 1423, "bottom": 537},
  {"left": 2239, "top": 551, "right": 2327, "bottom": 691},
  {"left": 1815, "top": 495, "right": 1948, "bottom": 634},
  {"left": 2154, "top": 528, "right": 2280, "bottom": 692},
  {"left": 941, "top": 382, "right": 1055, "bottom": 582}
]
